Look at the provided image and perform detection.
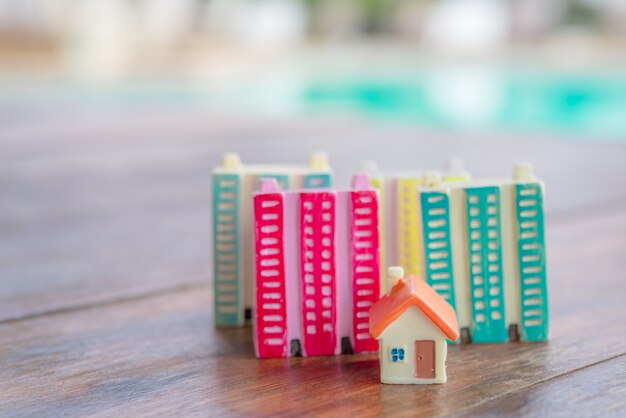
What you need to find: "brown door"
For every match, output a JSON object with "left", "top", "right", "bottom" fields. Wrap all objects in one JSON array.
[{"left": 414, "top": 340, "right": 436, "bottom": 378}]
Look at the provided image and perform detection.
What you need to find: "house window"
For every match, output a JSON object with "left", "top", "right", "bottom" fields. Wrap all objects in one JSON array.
[{"left": 390, "top": 347, "right": 406, "bottom": 363}]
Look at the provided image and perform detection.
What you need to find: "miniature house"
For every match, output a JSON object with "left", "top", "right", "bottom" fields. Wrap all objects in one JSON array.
[{"left": 369, "top": 267, "right": 460, "bottom": 384}]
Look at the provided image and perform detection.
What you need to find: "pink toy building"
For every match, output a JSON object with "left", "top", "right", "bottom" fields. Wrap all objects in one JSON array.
[{"left": 253, "top": 175, "right": 381, "bottom": 358}]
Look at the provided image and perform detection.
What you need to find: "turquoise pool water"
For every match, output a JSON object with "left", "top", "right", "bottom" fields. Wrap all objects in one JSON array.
[
  {"left": 2, "top": 69, "right": 625, "bottom": 140},
  {"left": 300, "top": 71, "right": 626, "bottom": 139}
]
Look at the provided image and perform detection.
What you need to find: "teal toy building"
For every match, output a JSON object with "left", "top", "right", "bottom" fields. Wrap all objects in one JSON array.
[
  {"left": 212, "top": 153, "right": 333, "bottom": 326},
  {"left": 417, "top": 164, "right": 548, "bottom": 343}
]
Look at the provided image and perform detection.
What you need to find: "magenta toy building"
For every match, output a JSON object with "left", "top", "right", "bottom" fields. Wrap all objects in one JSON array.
[{"left": 253, "top": 175, "right": 381, "bottom": 358}]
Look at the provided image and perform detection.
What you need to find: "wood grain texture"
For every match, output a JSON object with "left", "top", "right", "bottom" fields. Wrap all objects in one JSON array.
[
  {"left": 1, "top": 200, "right": 625, "bottom": 417},
  {"left": 460, "top": 355, "right": 626, "bottom": 418},
  {"left": 2, "top": 109, "right": 626, "bottom": 323},
  {"left": 2, "top": 108, "right": 626, "bottom": 416}
]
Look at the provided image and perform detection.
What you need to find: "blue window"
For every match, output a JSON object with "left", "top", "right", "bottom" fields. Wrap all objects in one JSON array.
[{"left": 391, "top": 347, "right": 405, "bottom": 362}]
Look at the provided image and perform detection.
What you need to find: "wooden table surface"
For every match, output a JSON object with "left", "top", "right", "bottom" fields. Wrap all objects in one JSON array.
[{"left": 1, "top": 108, "right": 626, "bottom": 417}]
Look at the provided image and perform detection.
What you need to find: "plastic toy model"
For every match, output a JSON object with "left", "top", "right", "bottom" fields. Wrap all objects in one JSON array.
[
  {"left": 213, "top": 152, "right": 333, "bottom": 327},
  {"left": 361, "top": 158, "right": 471, "bottom": 292},
  {"left": 253, "top": 175, "right": 380, "bottom": 358},
  {"left": 369, "top": 267, "right": 460, "bottom": 384},
  {"left": 417, "top": 163, "right": 548, "bottom": 343}
]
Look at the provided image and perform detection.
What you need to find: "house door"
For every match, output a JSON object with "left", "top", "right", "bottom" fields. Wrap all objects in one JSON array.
[{"left": 414, "top": 340, "right": 436, "bottom": 379}]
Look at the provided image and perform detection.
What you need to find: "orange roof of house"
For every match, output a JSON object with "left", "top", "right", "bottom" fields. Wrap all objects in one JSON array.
[{"left": 369, "top": 275, "right": 460, "bottom": 341}]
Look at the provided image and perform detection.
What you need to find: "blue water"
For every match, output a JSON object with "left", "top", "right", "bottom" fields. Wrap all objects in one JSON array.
[
  {"left": 2, "top": 69, "right": 625, "bottom": 140},
  {"left": 301, "top": 71, "right": 626, "bottom": 139}
]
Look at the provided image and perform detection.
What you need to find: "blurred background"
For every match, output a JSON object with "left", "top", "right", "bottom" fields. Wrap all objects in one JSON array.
[
  {"left": 1, "top": 0, "right": 626, "bottom": 136},
  {"left": 2, "top": 0, "right": 626, "bottom": 319}
]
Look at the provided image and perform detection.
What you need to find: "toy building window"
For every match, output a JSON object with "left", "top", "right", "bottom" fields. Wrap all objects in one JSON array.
[{"left": 390, "top": 347, "right": 406, "bottom": 363}]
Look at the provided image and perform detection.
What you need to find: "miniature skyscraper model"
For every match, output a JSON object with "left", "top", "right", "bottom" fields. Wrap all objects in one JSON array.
[
  {"left": 213, "top": 153, "right": 333, "bottom": 327},
  {"left": 417, "top": 163, "right": 549, "bottom": 343},
  {"left": 253, "top": 175, "right": 381, "bottom": 358},
  {"left": 361, "top": 159, "right": 471, "bottom": 292}
]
